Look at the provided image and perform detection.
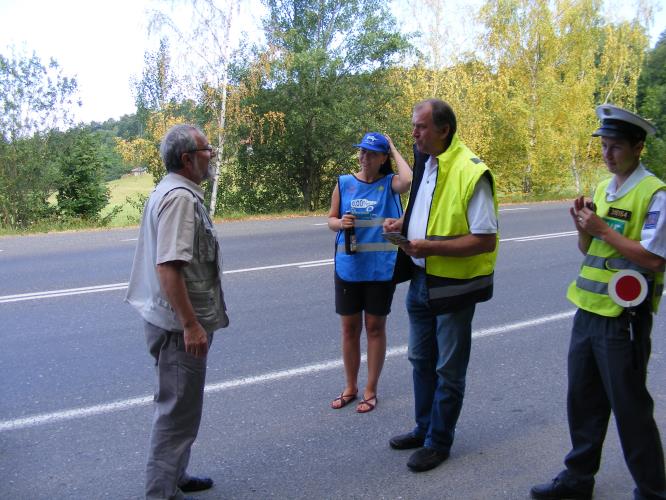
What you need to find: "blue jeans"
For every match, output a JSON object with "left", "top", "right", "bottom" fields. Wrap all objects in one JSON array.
[{"left": 406, "top": 268, "right": 476, "bottom": 454}]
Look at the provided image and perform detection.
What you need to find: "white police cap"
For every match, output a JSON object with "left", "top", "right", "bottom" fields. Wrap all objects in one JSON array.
[{"left": 592, "top": 104, "right": 656, "bottom": 140}]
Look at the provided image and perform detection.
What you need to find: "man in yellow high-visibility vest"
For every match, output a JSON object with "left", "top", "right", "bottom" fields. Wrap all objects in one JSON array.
[{"left": 384, "top": 99, "right": 498, "bottom": 472}]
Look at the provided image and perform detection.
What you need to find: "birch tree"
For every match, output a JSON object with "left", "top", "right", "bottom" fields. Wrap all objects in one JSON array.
[{"left": 149, "top": 0, "right": 241, "bottom": 216}]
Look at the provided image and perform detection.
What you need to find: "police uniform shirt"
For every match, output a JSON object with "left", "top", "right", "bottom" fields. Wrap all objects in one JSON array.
[
  {"left": 603, "top": 163, "right": 666, "bottom": 260},
  {"left": 407, "top": 155, "right": 498, "bottom": 268}
]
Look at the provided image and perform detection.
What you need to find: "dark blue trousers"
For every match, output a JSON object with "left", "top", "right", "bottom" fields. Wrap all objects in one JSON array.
[{"left": 561, "top": 306, "right": 666, "bottom": 500}]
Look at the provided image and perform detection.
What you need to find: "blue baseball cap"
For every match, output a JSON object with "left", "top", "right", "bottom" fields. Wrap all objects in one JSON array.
[{"left": 354, "top": 132, "right": 389, "bottom": 153}]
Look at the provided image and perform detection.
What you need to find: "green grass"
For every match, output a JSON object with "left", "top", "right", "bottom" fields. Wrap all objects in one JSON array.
[
  {"left": 100, "top": 175, "right": 328, "bottom": 226},
  {"left": 100, "top": 174, "right": 155, "bottom": 227},
  {"left": 1, "top": 172, "right": 591, "bottom": 237}
]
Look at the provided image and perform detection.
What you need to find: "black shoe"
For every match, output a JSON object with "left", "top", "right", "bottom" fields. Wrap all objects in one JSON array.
[
  {"left": 530, "top": 477, "right": 592, "bottom": 499},
  {"left": 389, "top": 432, "right": 425, "bottom": 450},
  {"left": 180, "top": 476, "right": 214, "bottom": 492},
  {"left": 407, "top": 447, "right": 449, "bottom": 472}
]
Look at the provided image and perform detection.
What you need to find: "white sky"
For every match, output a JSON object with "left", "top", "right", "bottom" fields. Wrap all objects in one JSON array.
[
  {"left": 1, "top": 0, "right": 150, "bottom": 123},
  {"left": 1, "top": 0, "right": 664, "bottom": 125}
]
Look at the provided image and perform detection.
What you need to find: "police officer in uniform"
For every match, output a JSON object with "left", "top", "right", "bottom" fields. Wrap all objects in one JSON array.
[{"left": 531, "top": 105, "right": 666, "bottom": 499}]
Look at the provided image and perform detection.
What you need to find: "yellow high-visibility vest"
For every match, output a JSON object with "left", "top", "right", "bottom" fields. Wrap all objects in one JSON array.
[
  {"left": 567, "top": 174, "right": 665, "bottom": 316},
  {"left": 420, "top": 134, "right": 499, "bottom": 281}
]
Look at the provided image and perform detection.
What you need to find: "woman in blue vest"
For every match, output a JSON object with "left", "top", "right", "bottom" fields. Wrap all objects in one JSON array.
[{"left": 327, "top": 132, "right": 412, "bottom": 413}]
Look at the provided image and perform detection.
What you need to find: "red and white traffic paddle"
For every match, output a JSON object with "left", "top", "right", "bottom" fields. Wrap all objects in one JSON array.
[
  {"left": 608, "top": 270, "right": 648, "bottom": 308},
  {"left": 609, "top": 270, "right": 648, "bottom": 368}
]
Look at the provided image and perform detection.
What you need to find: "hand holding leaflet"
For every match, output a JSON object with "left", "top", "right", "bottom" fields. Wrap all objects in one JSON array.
[{"left": 382, "top": 232, "right": 410, "bottom": 245}]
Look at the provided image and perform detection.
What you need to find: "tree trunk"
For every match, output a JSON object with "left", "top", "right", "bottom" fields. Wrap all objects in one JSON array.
[
  {"left": 208, "top": 0, "right": 237, "bottom": 218},
  {"left": 570, "top": 145, "right": 581, "bottom": 194}
]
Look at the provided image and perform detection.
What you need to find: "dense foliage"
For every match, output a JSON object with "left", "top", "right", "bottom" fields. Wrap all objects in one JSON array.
[
  {"left": 225, "top": 0, "right": 410, "bottom": 212},
  {"left": 0, "top": 51, "right": 77, "bottom": 227},
  {"left": 0, "top": 51, "right": 132, "bottom": 228},
  {"left": 55, "top": 129, "right": 110, "bottom": 219},
  {"left": 1, "top": 1, "right": 664, "bottom": 230},
  {"left": 637, "top": 31, "right": 666, "bottom": 179}
]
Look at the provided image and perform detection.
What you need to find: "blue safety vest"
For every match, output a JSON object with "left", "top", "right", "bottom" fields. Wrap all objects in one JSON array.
[{"left": 335, "top": 174, "right": 403, "bottom": 281}]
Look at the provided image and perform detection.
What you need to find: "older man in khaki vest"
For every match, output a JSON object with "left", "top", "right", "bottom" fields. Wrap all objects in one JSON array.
[{"left": 126, "top": 124, "right": 229, "bottom": 500}]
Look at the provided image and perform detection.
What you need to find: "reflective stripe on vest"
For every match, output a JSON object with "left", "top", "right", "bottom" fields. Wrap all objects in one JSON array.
[
  {"left": 337, "top": 242, "right": 397, "bottom": 253},
  {"left": 426, "top": 235, "right": 460, "bottom": 241},
  {"left": 582, "top": 255, "right": 653, "bottom": 274},
  {"left": 577, "top": 275, "right": 664, "bottom": 296},
  {"left": 575, "top": 277, "right": 664, "bottom": 304},
  {"left": 354, "top": 218, "right": 386, "bottom": 228},
  {"left": 429, "top": 274, "right": 494, "bottom": 299},
  {"left": 575, "top": 276, "right": 608, "bottom": 295}
]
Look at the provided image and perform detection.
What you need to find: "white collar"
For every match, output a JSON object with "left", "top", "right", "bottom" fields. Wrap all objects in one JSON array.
[{"left": 606, "top": 163, "right": 651, "bottom": 201}]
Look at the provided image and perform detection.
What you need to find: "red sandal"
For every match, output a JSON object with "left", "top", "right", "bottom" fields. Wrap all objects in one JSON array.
[
  {"left": 356, "top": 395, "right": 377, "bottom": 413},
  {"left": 330, "top": 391, "right": 357, "bottom": 409}
]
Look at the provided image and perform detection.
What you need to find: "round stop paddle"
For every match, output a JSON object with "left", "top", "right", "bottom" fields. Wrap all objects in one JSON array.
[{"left": 608, "top": 270, "right": 648, "bottom": 307}]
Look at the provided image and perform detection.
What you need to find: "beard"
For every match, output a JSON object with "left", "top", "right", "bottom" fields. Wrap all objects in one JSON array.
[{"left": 202, "top": 162, "right": 216, "bottom": 181}]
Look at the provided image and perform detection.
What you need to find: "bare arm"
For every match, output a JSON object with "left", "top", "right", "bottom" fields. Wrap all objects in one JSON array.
[
  {"left": 157, "top": 261, "right": 209, "bottom": 358},
  {"left": 327, "top": 183, "right": 355, "bottom": 231},
  {"left": 385, "top": 135, "right": 413, "bottom": 194}
]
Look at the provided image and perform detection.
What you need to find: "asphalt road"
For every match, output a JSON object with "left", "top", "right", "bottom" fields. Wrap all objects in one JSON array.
[{"left": 1, "top": 202, "right": 664, "bottom": 499}]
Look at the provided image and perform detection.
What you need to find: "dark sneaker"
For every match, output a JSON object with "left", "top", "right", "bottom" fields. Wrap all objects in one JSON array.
[
  {"left": 389, "top": 432, "right": 425, "bottom": 450},
  {"left": 530, "top": 477, "right": 593, "bottom": 499},
  {"left": 407, "top": 447, "right": 449, "bottom": 472}
]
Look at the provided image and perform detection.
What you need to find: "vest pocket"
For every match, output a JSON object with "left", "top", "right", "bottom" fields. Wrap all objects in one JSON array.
[
  {"left": 187, "top": 288, "right": 221, "bottom": 326},
  {"left": 198, "top": 227, "right": 217, "bottom": 262}
]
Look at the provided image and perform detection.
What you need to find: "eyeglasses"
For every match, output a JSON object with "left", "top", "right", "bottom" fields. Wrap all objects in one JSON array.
[{"left": 186, "top": 145, "right": 216, "bottom": 157}]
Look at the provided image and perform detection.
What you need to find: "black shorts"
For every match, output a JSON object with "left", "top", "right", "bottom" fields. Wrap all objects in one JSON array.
[{"left": 335, "top": 273, "right": 396, "bottom": 316}]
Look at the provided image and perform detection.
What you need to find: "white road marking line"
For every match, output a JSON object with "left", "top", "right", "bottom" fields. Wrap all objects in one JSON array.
[
  {"left": 223, "top": 259, "right": 332, "bottom": 274},
  {"left": 0, "top": 283, "right": 130, "bottom": 304},
  {"left": 0, "top": 231, "right": 591, "bottom": 304},
  {"left": 500, "top": 231, "right": 577, "bottom": 242},
  {"left": 0, "top": 308, "right": 577, "bottom": 432},
  {"left": 315, "top": 207, "right": 529, "bottom": 223},
  {"left": 121, "top": 238, "right": 138, "bottom": 242},
  {"left": 299, "top": 261, "right": 333, "bottom": 268},
  {"left": 0, "top": 259, "right": 334, "bottom": 303}
]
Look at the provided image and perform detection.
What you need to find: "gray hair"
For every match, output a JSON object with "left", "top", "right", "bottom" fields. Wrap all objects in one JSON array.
[{"left": 160, "top": 124, "right": 201, "bottom": 173}]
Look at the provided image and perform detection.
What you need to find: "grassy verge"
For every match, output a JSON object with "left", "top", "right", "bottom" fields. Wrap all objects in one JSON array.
[
  {"left": 1, "top": 173, "right": 587, "bottom": 237},
  {"left": 0, "top": 175, "right": 328, "bottom": 236}
]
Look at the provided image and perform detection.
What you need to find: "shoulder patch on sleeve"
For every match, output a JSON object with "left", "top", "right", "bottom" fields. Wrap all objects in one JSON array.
[
  {"left": 471, "top": 157, "right": 482, "bottom": 164},
  {"left": 644, "top": 211, "right": 660, "bottom": 230}
]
